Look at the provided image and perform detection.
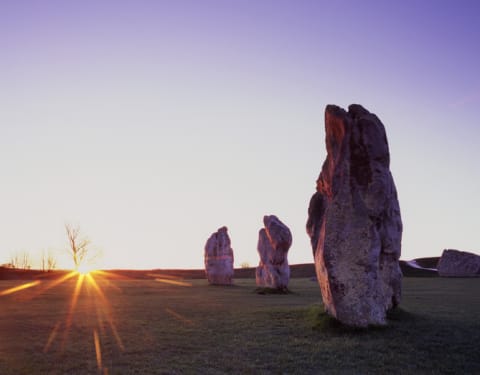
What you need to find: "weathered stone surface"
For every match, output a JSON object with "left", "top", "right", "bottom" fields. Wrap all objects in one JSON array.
[
  {"left": 306, "top": 104, "right": 402, "bottom": 327},
  {"left": 437, "top": 249, "right": 480, "bottom": 277},
  {"left": 204, "top": 227, "right": 234, "bottom": 285},
  {"left": 256, "top": 215, "right": 292, "bottom": 289}
]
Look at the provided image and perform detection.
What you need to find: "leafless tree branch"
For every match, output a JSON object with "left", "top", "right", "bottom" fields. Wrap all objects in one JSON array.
[{"left": 65, "top": 224, "right": 90, "bottom": 270}]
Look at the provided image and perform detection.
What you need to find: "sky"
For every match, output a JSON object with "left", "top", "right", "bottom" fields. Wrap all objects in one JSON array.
[{"left": 1, "top": 0, "right": 479, "bottom": 270}]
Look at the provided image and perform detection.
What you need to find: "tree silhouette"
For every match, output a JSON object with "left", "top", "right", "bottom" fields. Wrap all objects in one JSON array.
[
  {"left": 47, "top": 253, "right": 57, "bottom": 271},
  {"left": 65, "top": 224, "right": 90, "bottom": 270},
  {"left": 41, "top": 250, "right": 57, "bottom": 272},
  {"left": 9, "top": 251, "right": 32, "bottom": 270}
]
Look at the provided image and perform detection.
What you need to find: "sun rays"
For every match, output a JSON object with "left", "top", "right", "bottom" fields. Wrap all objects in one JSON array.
[
  {"left": 43, "top": 321, "right": 61, "bottom": 353},
  {"left": 51, "top": 270, "right": 125, "bottom": 373},
  {"left": 0, "top": 269, "right": 124, "bottom": 374},
  {"left": 148, "top": 273, "right": 193, "bottom": 287},
  {"left": 0, "top": 280, "right": 41, "bottom": 296},
  {"left": 0, "top": 268, "right": 198, "bottom": 373},
  {"left": 93, "top": 329, "right": 103, "bottom": 372},
  {"left": 61, "top": 272, "right": 85, "bottom": 348},
  {"left": 86, "top": 272, "right": 125, "bottom": 352},
  {"left": 165, "top": 307, "right": 195, "bottom": 326}
]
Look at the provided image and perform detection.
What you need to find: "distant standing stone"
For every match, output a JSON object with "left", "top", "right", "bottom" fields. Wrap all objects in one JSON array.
[
  {"left": 204, "top": 227, "right": 234, "bottom": 285},
  {"left": 306, "top": 104, "right": 403, "bottom": 327},
  {"left": 437, "top": 249, "right": 480, "bottom": 277},
  {"left": 256, "top": 215, "right": 292, "bottom": 289}
]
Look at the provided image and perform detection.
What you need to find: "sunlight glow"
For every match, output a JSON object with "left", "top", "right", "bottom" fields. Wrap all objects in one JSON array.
[
  {"left": 155, "top": 278, "right": 193, "bottom": 287},
  {"left": 93, "top": 329, "right": 102, "bottom": 371},
  {"left": 0, "top": 268, "right": 203, "bottom": 371},
  {"left": 61, "top": 274, "right": 85, "bottom": 348},
  {"left": 77, "top": 263, "right": 97, "bottom": 275},
  {"left": 165, "top": 307, "right": 194, "bottom": 326},
  {"left": 86, "top": 273, "right": 125, "bottom": 351},
  {"left": 148, "top": 273, "right": 193, "bottom": 287},
  {"left": 86, "top": 273, "right": 106, "bottom": 300},
  {"left": 1, "top": 267, "right": 126, "bottom": 373},
  {"left": 36, "top": 269, "right": 125, "bottom": 373},
  {"left": 0, "top": 280, "right": 41, "bottom": 296},
  {"left": 43, "top": 321, "right": 61, "bottom": 353},
  {"left": 25, "top": 271, "right": 78, "bottom": 301}
]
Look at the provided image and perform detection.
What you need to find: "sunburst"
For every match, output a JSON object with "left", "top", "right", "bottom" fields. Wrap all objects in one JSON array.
[
  {"left": 0, "top": 267, "right": 125, "bottom": 374},
  {"left": 0, "top": 266, "right": 195, "bottom": 373}
]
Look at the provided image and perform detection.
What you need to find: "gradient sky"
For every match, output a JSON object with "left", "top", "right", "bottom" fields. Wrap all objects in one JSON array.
[{"left": 1, "top": 0, "right": 479, "bottom": 270}]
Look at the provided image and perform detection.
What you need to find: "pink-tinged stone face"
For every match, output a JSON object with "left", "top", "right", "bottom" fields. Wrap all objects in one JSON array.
[
  {"left": 307, "top": 104, "right": 402, "bottom": 327},
  {"left": 256, "top": 215, "right": 292, "bottom": 289},
  {"left": 204, "top": 227, "right": 234, "bottom": 285}
]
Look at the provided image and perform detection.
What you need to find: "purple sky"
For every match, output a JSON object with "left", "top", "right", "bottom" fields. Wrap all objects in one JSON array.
[{"left": 1, "top": 0, "right": 479, "bottom": 269}]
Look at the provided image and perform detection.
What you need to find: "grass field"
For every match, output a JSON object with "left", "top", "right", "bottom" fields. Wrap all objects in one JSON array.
[{"left": 1, "top": 274, "right": 479, "bottom": 374}]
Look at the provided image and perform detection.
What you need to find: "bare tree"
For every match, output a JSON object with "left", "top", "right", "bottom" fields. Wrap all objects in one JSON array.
[
  {"left": 9, "top": 254, "right": 20, "bottom": 269},
  {"left": 47, "top": 252, "right": 57, "bottom": 271},
  {"left": 23, "top": 252, "right": 31, "bottom": 269},
  {"left": 13, "top": 251, "right": 32, "bottom": 270},
  {"left": 41, "top": 249, "right": 57, "bottom": 272},
  {"left": 65, "top": 224, "right": 90, "bottom": 270},
  {"left": 9, "top": 252, "right": 31, "bottom": 270},
  {"left": 41, "top": 250, "right": 46, "bottom": 272}
]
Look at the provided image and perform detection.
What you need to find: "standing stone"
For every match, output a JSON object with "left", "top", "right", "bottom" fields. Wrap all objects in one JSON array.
[
  {"left": 256, "top": 215, "right": 292, "bottom": 289},
  {"left": 306, "top": 104, "right": 403, "bottom": 327},
  {"left": 437, "top": 249, "right": 480, "bottom": 277},
  {"left": 204, "top": 227, "right": 234, "bottom": 285}
]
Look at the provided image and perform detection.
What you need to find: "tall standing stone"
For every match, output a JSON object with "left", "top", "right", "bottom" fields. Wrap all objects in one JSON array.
[
  {"left": 204, "top": 227, "right": 234, "bottom": 285},
  {"left": 306, "top": 104, "right": 402, "bottom": 327},
  {"left": 256, "top": 215, "right": 292, "bottom": 289}
]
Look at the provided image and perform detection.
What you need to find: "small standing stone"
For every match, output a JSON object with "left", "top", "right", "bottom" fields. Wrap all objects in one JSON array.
[
  {"left": 204, "top": 227, "right": 234, "bottom": 285},
  {"left": 256, "top": 215, "right": 292, "bottom": 289}
]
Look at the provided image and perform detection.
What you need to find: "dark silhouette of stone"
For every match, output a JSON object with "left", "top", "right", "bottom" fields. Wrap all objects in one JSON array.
[
  {"left": 204, "top": 227, "right": 234, "bottom": 285},
  {"left": 306, "top": 104, "right": 402, "bottom": 327},
  {"left": 437, "top": 249, "right": 480, "bottom": 277},
  {"left": 256, "top": 215, "right": 292, "bottom": 289}
]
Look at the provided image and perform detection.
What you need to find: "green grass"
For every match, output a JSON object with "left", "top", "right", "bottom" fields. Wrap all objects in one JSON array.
[{"left": 1, "top": 276, "right": 479, "bottom": 374}]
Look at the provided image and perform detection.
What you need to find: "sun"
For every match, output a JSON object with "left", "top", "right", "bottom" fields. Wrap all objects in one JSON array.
[
  {"left": 1, "top": 261, "right": 124, "bottom": 374},
  {"left": 76, "top": 263, "right": 97, "bottom": 275}
]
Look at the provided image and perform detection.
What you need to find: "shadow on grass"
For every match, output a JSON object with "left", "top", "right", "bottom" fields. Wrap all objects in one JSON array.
[
  {"left": 307, "top": 305, "right": 418, "bottom": 333},
  {"left": 254, "top": 287, "right": 293, "bottom": 295},
  {"left": 207, "top": 283, "right": 237, "bottom": 287}
]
